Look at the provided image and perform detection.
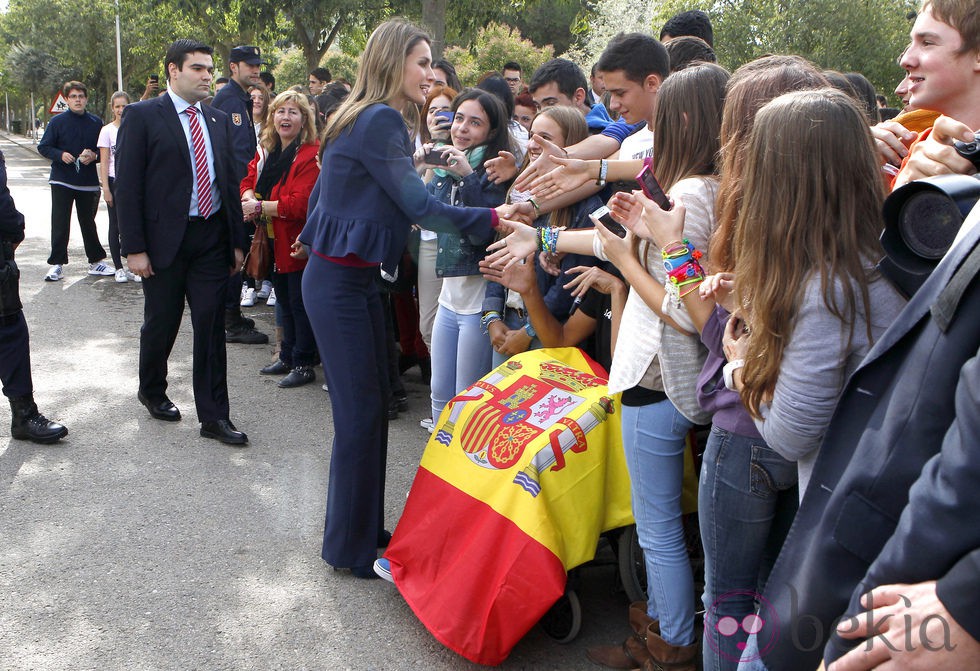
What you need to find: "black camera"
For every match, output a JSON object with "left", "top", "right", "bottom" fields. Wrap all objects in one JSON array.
[
  {"left": 954, "top": 131, "right": 980, "bottom": 171},
  {"left": 879, "top": 173, "right": 980, "bottom": 298}
]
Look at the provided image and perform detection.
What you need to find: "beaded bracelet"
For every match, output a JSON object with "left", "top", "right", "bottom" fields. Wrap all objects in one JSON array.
[
  {"left": 536, "top": 226, "right": 560, "bottom": 254},
  {"left": 481, "top": 311, "right": 502, "bottom": 335},
  {"left": 662, "top": 239, "right": 705, "bottom": 304}
]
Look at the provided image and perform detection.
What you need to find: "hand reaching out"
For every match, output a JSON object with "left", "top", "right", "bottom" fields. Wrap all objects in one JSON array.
[{"left": 699, "top": 272, "right": 736, "bottom": 312}]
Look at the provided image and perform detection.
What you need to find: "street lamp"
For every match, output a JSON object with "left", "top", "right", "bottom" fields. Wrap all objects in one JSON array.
[{"left": 115, "top": 0, "right": 123, "bottom": 91}]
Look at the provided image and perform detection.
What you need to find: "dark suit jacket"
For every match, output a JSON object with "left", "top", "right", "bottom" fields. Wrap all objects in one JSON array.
[
  {"left": 755, "top": 205, "right": 980, "bottom": 670},
  {"left": 115, "top": 93, "right": 247, "bottom": 270}
]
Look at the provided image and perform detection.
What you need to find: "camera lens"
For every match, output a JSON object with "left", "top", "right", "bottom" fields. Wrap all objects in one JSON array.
[{"left": 898, "top": 191, "right": 963, "bottom": 259}]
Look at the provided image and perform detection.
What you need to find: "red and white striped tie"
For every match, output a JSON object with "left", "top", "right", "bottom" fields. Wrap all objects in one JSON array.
[{"left": 185, "top": 106, "right": 214, "bottom": 219}]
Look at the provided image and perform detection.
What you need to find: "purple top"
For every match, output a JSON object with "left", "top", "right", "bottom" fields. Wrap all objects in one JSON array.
[{"left": 696, "top": 305, "right": 763, "bottom": 439}]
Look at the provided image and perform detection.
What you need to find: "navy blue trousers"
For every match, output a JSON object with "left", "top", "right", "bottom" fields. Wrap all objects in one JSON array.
[
  {"left": 303, "top": 255, "right": 389, "bottom": 569},
  {"left": 0, "top": 312, "right": 33, "bottom": 398}
]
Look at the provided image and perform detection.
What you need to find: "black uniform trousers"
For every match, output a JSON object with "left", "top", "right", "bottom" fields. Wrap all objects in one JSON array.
[
  {"left": 138, "top": 213, "right": 230, "bottom": 423},
  {"left": 0, "top": 312, "right": 32, "bottom": 398}
]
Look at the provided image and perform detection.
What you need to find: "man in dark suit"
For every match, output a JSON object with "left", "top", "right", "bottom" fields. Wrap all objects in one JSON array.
[
  {"left": 116, "top": 38, "right": 249, "bottom": 446},
  {"left": 740, "top": 193, "right": 980, "bottom": 670}
]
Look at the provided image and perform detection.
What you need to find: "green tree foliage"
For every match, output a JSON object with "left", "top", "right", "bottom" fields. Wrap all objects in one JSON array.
[
  {"left": 443, "top": 23, "right": 554, "bottom": 87},
  {"left": 646, "top": 0, "right": 915, "bottom": 100},
  {"left": 500, "top": 0, "right": 592, "bottom": 55},
  {"left": 272, "top": 47, "right": 358, "bottom": 92}
]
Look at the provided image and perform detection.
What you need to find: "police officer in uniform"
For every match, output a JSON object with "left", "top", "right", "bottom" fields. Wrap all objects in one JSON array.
[
  {"left": 212, "top": 44, "right": 269, "bottom": 344},
  {"left": 0, "top": 149, "right": 68, "bottom": 443}
]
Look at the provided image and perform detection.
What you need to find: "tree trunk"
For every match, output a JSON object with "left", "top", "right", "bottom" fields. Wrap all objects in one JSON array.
[
  {"left": 294, "top": 16, "right": 344, "bottom": 71},
  {"left": 421, "top": 0, "right": 448, "bottom": 61}
]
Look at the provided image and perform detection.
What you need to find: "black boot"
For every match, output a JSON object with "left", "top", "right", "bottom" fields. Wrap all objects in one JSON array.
[{"left": 9, "top": 395, "right": 68, "bottom": 444}]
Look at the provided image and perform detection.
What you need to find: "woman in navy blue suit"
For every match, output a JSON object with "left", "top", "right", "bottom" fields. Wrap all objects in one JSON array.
[{"left": 299, "top": 19, "right": 529, "bottom": 578}]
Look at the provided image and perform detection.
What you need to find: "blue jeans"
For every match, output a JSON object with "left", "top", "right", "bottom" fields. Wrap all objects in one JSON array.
[
  {"left": 699, "top": 426, "right": 798, "bottom": 671},
  {"left": 620, "top": 399, "right": 695, "bottom": 646},
  {"left": 429, "top": 305, "right": 492, "bottom": 422}
]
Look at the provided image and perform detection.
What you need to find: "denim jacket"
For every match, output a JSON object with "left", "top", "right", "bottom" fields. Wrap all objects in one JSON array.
[{"left": 426, "top": 167, "right": 508, "bottom": 278}]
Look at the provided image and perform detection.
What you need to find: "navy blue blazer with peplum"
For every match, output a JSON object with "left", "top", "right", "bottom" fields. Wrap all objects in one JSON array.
[{"left": 299, "top": 103, "right": 494, "bottom": 276}]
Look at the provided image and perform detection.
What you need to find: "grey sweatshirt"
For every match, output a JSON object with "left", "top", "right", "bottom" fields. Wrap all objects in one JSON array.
[{"left": 755, "top": 271, "right": 906, "bottom": 497}]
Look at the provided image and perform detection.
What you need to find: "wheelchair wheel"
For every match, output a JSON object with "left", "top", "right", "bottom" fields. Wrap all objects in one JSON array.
[
  {"left": 617, "top": 525, "right": 648, "bottom": 603},
  {"left": 539, "top": 589, "right": 582, "bottom": 644}
]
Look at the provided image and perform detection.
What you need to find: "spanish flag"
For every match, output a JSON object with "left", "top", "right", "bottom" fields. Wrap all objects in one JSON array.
[{"left": 383, "top": 348, "right": 634, "bottom": 665}]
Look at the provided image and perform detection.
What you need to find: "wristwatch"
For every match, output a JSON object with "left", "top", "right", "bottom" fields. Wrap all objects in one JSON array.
[
  {"left": 524, "top": 322, "right": 537, "bottom": 339},
  {"left": 723, "top": 359, "right": 745, "bottom": 391}
]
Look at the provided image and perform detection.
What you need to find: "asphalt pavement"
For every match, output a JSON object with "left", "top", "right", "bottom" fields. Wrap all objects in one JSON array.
[{"left": 0, "top": 132, "right": 628, "bottom": 670}]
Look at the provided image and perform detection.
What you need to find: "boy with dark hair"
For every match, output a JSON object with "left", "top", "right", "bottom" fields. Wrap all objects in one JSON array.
[
  {"left": 258, "top": 71, "right": 275, "bottom": 94},
  {"left": 308, "top": 67, "right": 331, "bottom": 95},
  {"left": 664, "top": 35, "right": 717, "bottom": 71},
  {"left": 502, "top": 61, "right": 523, "bottom": 95},
  {"left": 37, "top": 80, "right": 110, "bottom": 281},
  {"left": 527, "top": 58, "right": 591, "bottom": 114},
  {"left": 596, "top": 32, "right": 669, "bottom": 159},
  {"left": 660, "top": 9, "right": 714, "bottom": 46}
]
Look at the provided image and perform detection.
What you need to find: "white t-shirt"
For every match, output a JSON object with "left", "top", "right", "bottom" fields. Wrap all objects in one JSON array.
[
  {"left": 617, "top": 125, "right": 653, "bottom": 161},
  {"left": 439, "top": 275, "right": 487, "bottom": 315},
  {"left": 97, "top": 123, "right": 120, "bottom": 179}
]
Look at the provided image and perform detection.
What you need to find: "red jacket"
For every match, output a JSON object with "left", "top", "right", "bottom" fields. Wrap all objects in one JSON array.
[{"left": 241, "top": 141, "right": 320, "bottom": 274}]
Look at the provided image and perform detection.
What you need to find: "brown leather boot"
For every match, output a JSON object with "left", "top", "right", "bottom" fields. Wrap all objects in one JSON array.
[
  {"left": 641, "top": 626, "right": 697, "bottom": 671},
  {"left": 586, "top": 601, "right": 660, "bottom": 669}
]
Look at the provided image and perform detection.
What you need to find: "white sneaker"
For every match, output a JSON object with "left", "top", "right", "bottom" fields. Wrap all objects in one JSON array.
[
  {"left": 125, "top": 269, "right": 141, "bottom": 283},
  {"left": 88, "top": 261, "right": 115, "bottom": 276},
  {"left": 44, "top": 264, "right": 64, "bottom": 282},
  {"left": 266, "top": 289, "right": 277, "bottom": 306},
  {"left": 114, "top": 268, "right": 128, "bottom": 283},
  {"left": 256, "top": 280, "right": 273, "bottom": 299},
  {"left": 240, "top": 288, "right": 257, "bottom": 307},
  {"left": 419, "top": 418, "right": 435, "bottom": 434}
]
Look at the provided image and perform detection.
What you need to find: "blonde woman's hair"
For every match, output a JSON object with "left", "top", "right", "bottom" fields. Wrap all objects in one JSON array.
[
  {"left": 259, "top": 90, "right": 318, "bottom": 152},
  {"left": 733, "top": 89, "right": 885, "bottom": 418},
  {"left": 507, "top": 106, "right": 588, "bottom": 230},
  {"left": 323, "top": 19, "right": 430, "bottom": 142}
]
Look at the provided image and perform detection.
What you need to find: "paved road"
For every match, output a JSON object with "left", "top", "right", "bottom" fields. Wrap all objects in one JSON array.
[{"left": 0, "top": 134, "right": 628, "bottom": 670}]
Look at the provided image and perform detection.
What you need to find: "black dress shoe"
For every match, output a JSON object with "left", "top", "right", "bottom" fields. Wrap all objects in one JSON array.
[
  {"left": 278, "top": 366, "right": 315, "bottom": 388},
  {"left": 200, "top": 419, "right": 248, "bottom": 446},
  {"left": 260, "top": 359, "right": 290, "bottom": 375},
  {"left": 138, "top": 391, "right": 181, "bottom": 422}
]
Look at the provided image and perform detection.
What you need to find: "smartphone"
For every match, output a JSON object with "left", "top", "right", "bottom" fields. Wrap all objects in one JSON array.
[
  {"left": 423, "top": 147, "right": 451, "bottom": 166},
  {"left": 636, "top": 160, "right": 672, "bottom": 211},
  {"left": 435, "top": 110, "right": 454, "bottom": 125},
  {"left": 149, "top": 74, "right": 159, "bottom": 84},
  {"left": 591, "top": 205, "right": 627, "bottom": 238}
]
